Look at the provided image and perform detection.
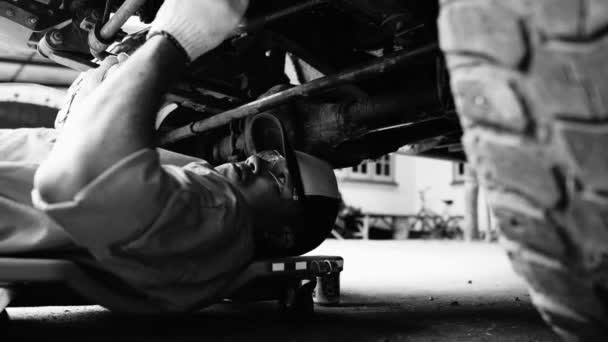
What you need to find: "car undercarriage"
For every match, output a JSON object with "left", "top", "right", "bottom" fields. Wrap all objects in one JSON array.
[{"left": 0, "top": 0, "right": 464, "bottom": 168}]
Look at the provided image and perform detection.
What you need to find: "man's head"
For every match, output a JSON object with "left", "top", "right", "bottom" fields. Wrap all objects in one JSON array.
[
  {"left": 215, "top": 150, "right": 299, "bottom": 226},
  {"left": 215, "top": 114, "right": 341, "bottom": 256}
]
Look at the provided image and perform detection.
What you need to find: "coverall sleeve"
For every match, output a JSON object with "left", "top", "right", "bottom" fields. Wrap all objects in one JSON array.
[
  {"left": 31, "top": 149, "right": 239, "bottom": 259},
  {"left": 31, "top": 148, "right": 254, "bottom": 311}
]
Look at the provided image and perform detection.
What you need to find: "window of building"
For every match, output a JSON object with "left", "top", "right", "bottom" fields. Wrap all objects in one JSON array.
[
  {"left": 336, "top": 154, "right": 396, "bottom": 184},
  {"left": 452, "top": 162, "right": 466, "bottom": 185}
]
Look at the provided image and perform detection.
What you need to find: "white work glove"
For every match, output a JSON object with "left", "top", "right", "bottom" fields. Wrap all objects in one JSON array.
[
  {"left": 55, "top": 53, "right": 129, "bottom": 129},
  {"left": 147, "top": 0, "right": 249, "bottom": 62}
]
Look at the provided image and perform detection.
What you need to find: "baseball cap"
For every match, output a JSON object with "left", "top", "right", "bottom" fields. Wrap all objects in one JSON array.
[{"left": 246, "top": 113, "right": 341, "bottom": 256}]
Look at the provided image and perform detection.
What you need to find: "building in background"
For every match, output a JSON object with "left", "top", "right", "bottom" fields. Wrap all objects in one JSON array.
[{"left": 335, "top": 150, "right": 494, "bottom": 239}]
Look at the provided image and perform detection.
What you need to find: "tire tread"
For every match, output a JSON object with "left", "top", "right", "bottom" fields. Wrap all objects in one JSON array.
[{"left": 439, "top": 0, "right": 608, "bottom": 339}]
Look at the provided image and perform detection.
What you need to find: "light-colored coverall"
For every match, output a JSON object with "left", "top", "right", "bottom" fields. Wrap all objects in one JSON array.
[{"left": 0, "top": 127, "right": 254, "bottom": 311}]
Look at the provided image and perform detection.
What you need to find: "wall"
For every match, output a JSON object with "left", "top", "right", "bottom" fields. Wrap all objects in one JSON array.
[
  {"left": 336, "top": 154, "right": 465, "bottom": 217},
  {"left": 410, "top": 156, "right": 465, "bottom": 217},
  {"left": 335, "top": 153, "right": 418, "bottom": 216},
  {"left": 336, "top": 153, "right": 496, "bottom": 233}
]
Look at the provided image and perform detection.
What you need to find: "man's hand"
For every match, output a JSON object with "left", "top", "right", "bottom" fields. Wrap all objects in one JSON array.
[
  {"left": 148, "top": 0, "right": 249, "bottom": 62},
  {"left": 35, "top": 1, "right": 249, "bottom": 203},
  {"left": 55, "top": 53, "right": 129, "bottom": 129}
]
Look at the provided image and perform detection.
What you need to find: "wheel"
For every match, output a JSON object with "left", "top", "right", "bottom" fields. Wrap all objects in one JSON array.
[
  {"left": 279, "top": 280, "right": 316, "bottom": 318},
  {"left": 0, "top": 102, "right": 56, "bottom": 129},
  {"left": 429, "top": 216, "right": 448, "bottom": 239},
  {"left": 0, "top": 83, "right": 63, "bottom": 129},
  {"left": 445, "top": 217, "right": 464, "bottom": 240},
  {"left": 411, "top": 215, "right": 436, "bottom": 234},
  {"left": 313, "top": 273, "right": 341, "bottom": 306},
  {"left": 439, "top": 1, "right": 608, "bottom": 339}
]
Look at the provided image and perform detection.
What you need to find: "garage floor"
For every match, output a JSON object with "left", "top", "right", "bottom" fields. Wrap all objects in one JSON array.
[{"left": 5, "top": 240, "right": 560, "bottom": 341}]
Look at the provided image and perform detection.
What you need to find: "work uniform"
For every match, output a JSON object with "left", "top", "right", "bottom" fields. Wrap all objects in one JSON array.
[{"left": 0, "top": 128, "right": 255, "bottom": 312}]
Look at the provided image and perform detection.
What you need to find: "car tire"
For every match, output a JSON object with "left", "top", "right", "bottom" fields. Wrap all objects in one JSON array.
[
  {"left": 0, "top": 102, "right": 57, "bottom": 129},
  {"left": 438, "top": 0, "right": 608, "bottom": 340}
]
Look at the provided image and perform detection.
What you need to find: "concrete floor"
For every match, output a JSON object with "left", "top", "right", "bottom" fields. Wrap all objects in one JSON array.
[{"left": 5, "top": 240, "right": 560, "bottom": 341}]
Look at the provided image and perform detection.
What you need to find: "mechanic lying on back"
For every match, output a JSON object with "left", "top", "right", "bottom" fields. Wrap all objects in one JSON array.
[{"left": 0, "top": 0, "right": 341, "bottom": 312}]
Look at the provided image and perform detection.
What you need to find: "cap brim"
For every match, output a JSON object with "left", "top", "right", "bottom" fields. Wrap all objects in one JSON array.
[{"left": 248, "top": 114, "right": 305, "bottom": 200}]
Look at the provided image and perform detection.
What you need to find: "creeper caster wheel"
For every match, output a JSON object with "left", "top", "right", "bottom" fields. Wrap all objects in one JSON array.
[
  {"left": 313, "top": 272, "right": 340, "bottom": 306},
  {"left": 279, "top": 279, "right": 316, "bottom": 317}
]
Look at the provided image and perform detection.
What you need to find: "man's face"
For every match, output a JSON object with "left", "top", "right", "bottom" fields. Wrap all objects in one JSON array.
[{"left": 215, "top": 150, "right": 297, "bottom": 218}]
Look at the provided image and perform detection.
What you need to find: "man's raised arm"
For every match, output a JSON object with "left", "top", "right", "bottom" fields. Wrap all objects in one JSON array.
[{"left": 35, "top": 0, "right": 249, "bottom": 203}]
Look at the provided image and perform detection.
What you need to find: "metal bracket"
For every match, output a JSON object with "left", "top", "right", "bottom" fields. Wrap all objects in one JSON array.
[
  {"left": 0, "top": 1, "right": 40, "bottom": 30},
  {"left": 0, "top": 0, "right": 69, "bottom": 31},
  {"left": 37, "top": 31, "right": 96, "bottom": 71}
]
